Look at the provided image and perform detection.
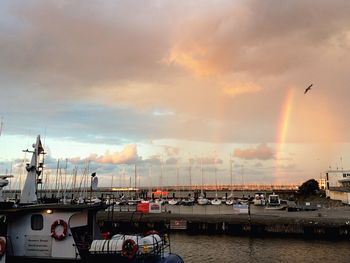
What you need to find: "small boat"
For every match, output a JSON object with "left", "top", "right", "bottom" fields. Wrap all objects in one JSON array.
[
  {"left": 167, "top": 199, "right": 179, "bottom": 205},
  {"left": 211, "top": 193, "right": 222, "bottom": 205},
  {"left": 140, "top": 199, "right": 150, "bottom": 204},
  {"left": 267, "top": 193, "right": 281, "bottom": 206},
  {"left": 253, "top": 192, "right": 266, "bottom": 206},
  {"left": 197, "top": 195, "right": 210, "bottom": 205},
  {"left": 211, "top": 165, "right": 221, "bottom": 205},
  {"left": 168, "top": 167, "right": 180, "bottom": 206},
  {"left": 211, "top": 199, "right": 222, "bottom": 205},
  {"left": 0, "top": 135, "right": 183, "bottom": 263},
  {"left": 225, "top": 157, "right": 235, "bottom": 206},
  {"left": 225, "top": 198, "right": 235, "bottom": 205},
  {"left": 197, "top": 162, "right": 209, "bottom": 205},
  {"left": 181, "top": 197, "right": 195, "bottom": 206},
  {"left": 224, "top": 193, "right": 235, "bottom": 205}
]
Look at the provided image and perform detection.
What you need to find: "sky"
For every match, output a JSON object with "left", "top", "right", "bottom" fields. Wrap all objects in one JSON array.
[{"left": 1, "top": 0, "right": 350, "bottom": 189}]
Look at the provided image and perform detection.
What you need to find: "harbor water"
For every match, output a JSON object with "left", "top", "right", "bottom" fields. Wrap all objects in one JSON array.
[{"left": 170, "top": 233, "right": 350, "bottom": 263}]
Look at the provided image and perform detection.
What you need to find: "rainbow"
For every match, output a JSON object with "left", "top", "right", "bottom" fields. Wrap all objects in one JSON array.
[{"left": 275, "top": 88, "right": 295, "bottom": 180}]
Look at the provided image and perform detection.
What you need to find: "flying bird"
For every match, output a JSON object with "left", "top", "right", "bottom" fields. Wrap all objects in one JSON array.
[{"left": 304, "top": 83, "right": 313, "bottom": 94}]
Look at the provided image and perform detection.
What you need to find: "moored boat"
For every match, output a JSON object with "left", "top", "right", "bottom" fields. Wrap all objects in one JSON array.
[
  {"left": 0, "top": 136, "right": 183, "bottom": 263},
  {"left": 253, "top": 192, "right": 266, "bottom": 206},
  {"left": 267, "top": 193, "right": 281, "bottom": 206},
  {"left": 210, "top": 193, "right": 222, "bottom": 205}
]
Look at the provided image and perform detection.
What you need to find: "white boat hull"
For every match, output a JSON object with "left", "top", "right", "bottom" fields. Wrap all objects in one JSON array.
[
  {"left": 211, "top": 199, "right": 222, "bottom": 205},
  {"left": 197, "top": 198, "right": 209, "bottom": 205}
]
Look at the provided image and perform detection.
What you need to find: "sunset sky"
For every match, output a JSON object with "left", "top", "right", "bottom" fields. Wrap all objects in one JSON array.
[{"left": 1, "top": 0, "right": 350, "bottom": 188}]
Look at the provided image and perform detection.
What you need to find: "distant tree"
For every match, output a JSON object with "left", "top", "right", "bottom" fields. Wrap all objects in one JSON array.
[{"left": 298, "top": 179, "right": 320, "bottom": 196}]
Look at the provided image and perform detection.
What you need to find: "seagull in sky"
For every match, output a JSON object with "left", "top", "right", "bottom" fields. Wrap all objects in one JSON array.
[{"left": 304, "top": 83, "right": 313, "bottom": 94}]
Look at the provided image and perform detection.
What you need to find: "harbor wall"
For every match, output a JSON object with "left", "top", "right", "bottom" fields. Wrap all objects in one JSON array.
[{"left": 97, "top": 209, "right": 350, "bottom": 240}]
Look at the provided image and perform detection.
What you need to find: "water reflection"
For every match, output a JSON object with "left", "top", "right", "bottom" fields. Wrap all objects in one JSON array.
[{"left": 170, "top": 233, "right": 350, "bottom": 263}]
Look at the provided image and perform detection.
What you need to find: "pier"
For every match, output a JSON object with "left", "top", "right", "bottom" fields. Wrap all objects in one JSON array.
[{"left": 97, "top": 205, "right": 350, "bottom": 239}]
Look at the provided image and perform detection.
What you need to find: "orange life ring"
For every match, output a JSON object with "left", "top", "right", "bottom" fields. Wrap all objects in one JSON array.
[
  {"left": 51, "top": 219, "right": 68, "bottom": 241},
  {"left": 0, "top": 238, "right": 6, "bottom": 256},
  {"left": 121, "top": 239, "right": 138, "bottom": 260}
]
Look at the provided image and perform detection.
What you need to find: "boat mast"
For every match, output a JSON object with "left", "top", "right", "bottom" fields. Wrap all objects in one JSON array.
[
  {"left": 0, "top": 116, "right": 3, "bottom": 137},
  {"left": 19, "top": 135, "right": 45, "bottom": 204},
  {"left": 230, "top": 154, "right": 233, "bottom": 196},
  {"left": 200, "top": 158, "right": 204, "bottom": 196},
  {"left": 55, "top": 159, "right": 60, "bottom": 197},
  {"left": 176, "top": 164, "right": 179, "bottom": 198},
  {"left": 134, "top": 164, "right": 137, "bottom": 199},
  {"left": 214, "top": 163, "right": 218, "bottom": 198},
  {"left": 188, "top": 162, "right": 192, "bottom": 197}
]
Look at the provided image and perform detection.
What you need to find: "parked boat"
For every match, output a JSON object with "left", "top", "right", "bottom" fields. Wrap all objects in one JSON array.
[
  {"left": 197, "top": 160, "right": 209, "bottom": 205},
  {"left": 225, "top": 198, "right": 235, "bottom": 205},
  {"left": 225, "top": 156, "right": 235, "bottom": 206},
  {"left": 267, "top": 193, "right": 281, "bottom": 206},
  {"left": 197, "top": 195, "right": 210, "bottom": 205},
  {"left": 181, "top": 197, "right": 195, "bottom": 206},
  {"left": 168, "top": 167, "right": 180, "bottom": 206},
  {"left": 0, "top": 136, "right": 183, "bottom": 263},
  {"left": 210, "top": 196, "right": 222, "bottom": 205},
  {"left": 253, "top": 192, "right": 266, "bottom": 206},
  {"left": 211, "top": 164, "right": 221, "bottom": 205},
  {"left": 167, "top": 199, "right": 179, "bottom": 205}
]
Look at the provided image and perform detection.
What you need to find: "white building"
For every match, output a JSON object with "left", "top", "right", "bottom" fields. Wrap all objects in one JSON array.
[{"left": 325, "top": 170, "right": 350, "bottom": 204}]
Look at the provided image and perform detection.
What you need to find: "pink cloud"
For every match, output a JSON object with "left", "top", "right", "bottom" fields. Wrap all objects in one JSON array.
[
  {"left": 234, "top": 143, "right": 275, "bottom": 160},
  {"left": 70, "top": 144, "right": 138, "bottom": 164}
]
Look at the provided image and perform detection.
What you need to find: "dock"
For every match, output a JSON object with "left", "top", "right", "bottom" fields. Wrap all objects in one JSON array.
[{"left": 97, "top": 204, "right": 350, "bottom": 239}]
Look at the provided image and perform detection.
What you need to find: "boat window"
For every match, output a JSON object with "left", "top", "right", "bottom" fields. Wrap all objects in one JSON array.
[{"left": 31, "top": 214, "right": 43, "bottom": 230}]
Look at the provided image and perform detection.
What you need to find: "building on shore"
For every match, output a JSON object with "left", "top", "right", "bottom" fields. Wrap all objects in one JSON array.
[
  {"left": 325, "top": 170, "right": 350, "bottom": 204},
  {"left": 317, "top": 178, "right": 326, "bottom": 190}
]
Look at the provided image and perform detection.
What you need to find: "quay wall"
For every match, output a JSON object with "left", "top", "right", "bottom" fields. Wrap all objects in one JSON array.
[{"left": 97, "top": 206, "right": 350, "bottom": 239}]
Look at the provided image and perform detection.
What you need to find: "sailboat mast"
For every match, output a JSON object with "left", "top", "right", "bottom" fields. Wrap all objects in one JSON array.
[
  {"left": 176, "top": 164, "right": 179, "bottom": 197},
  {"left": 134, "top": 164, "right": 137, "bottom": 198},
  {"left": 0, "top": 116, "right": 3, "bottom": 137},
  {"left": 188, "top": 163, "right": 192, "bottom": 195},
  {"left": 230, "top": 154, "right": 233, "bottom": 195},
  {"left": 55, "top": 159, "right": 60, "bottom": 195},
  {"left": 215, "top": 164, "right": 218, "bottom": 196},
  {"left": 201, "top": 159, "right": 204, "bottom": 195}
]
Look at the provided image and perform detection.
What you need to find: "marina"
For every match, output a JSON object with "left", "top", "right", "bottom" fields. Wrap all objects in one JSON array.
[
  {"left": 2, "top": 1, "right": 350, "bottom": 262},
  {"left": 0, "top": 136, "right": 184, "bottom": 262}
]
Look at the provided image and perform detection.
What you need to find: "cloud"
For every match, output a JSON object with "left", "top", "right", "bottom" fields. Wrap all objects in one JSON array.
[
  {"left": 163, "top": 146, "right": 180, "bottom": 157},
  {"left": 70, "top": 144, "right": 138, "bottom": 165},
  {"left": 140, "top": 156, "right": 162, "bottom": 166},
  {"left": 167, "top": 0, "right": 350, "bottom": 77},
  {"left": 255, "top": 162, "right": 263, "bottom": 168},
  {"left": 222, "top": 81, "right": 262, "bottom": 97},
  {"left": 234, "top": 143, "right": 275, "bottom": 160},
  {"left": 1, "top": 0, "right": 350, "bottom": 148},
  {"left": 189, "top": 157, "right": 223, "bottom": 165},
  {"left": 165, "top": 157, "right": 180, "bottom": 165}
]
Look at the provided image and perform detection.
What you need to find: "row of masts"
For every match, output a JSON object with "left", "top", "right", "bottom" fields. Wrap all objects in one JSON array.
[{"left": 3, "top": 156, "right": 242, "bottom": 198}]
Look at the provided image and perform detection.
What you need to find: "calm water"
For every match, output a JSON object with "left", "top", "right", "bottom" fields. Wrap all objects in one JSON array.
[{"left": 170, "top": 233, "right": 350, "bottom": 263}]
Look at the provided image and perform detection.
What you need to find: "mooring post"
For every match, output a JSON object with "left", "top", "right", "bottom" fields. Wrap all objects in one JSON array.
[{"left": 248, "top": 201, "right": 251, "bottom": 226}]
